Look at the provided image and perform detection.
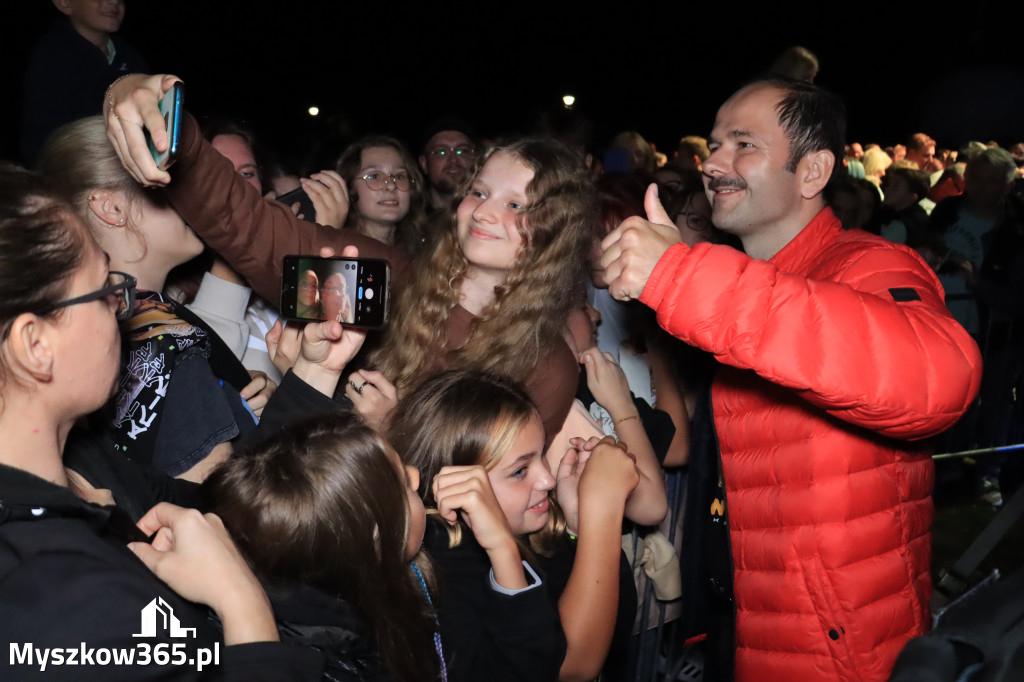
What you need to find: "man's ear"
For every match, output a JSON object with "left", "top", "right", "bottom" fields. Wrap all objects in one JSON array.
[
  {"left": 6, "top": 314, "right": 56, "bottom": 384},
  {"left": 87, "top": 189, "right": 128, "bottom": 229},
  {"left": 798, "top": 150, "right": 835, "bottom": 200},
  {"left": 52, "top": 0, "right": 73, "bottom": 17},
  {"left": 418, "top": 155, "right": 428, "bottom": 175}
]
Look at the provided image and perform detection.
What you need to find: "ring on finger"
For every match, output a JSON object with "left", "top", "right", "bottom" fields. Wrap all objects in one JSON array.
[{"left": 348, "top": 379, "right": 364, "bottom": 395}]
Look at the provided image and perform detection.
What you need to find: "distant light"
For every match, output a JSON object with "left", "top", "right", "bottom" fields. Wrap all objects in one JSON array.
[
  {"left": 562, "top": 94, "right": 575, "bottom": 108},
  {"left": 308, "top": 107, "right": 320, "bottom": 117}
]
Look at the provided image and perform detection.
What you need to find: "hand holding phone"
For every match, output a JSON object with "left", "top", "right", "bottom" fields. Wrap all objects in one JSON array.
[{"left": 146, "top": 81, "right": 183, "bottom": 171}]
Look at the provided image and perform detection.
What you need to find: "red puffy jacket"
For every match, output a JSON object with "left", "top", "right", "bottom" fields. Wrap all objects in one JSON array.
[{"left": 640, "top": 208, "right": 982, "bottom": 682}]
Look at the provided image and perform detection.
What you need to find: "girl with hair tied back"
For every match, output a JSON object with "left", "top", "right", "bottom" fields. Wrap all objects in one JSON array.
[{"left": 37, "top": 115, "right": 274, "bottom": 483}]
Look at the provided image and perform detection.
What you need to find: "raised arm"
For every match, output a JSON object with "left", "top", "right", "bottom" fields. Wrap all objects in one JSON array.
[
  {"left": 602, "top": 185, "right": 982, "bottom": 441},
  {"left": 640, "top": 237, "right": 982, "bottom": 440},
  {"left": 104, "top": 75, "right": 408, "bottom": 302}
]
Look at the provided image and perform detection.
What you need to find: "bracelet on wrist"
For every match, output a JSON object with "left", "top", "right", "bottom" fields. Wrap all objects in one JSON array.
[{"left": 104, "top": 74, "right": 133, "bottom": 115}]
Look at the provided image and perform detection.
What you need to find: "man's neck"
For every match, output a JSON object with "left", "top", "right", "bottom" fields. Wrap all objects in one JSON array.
[
  {"left": 740, "top": 200, "right": 826, "bottom": 260},
  {"left": 428, "top": 187, "right": 454, "bottom": 211}
]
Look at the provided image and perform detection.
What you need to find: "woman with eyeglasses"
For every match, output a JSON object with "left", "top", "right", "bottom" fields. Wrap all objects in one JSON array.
[
  {"left": 37, "top": 115, "right": 274, "bottom": 485},
  {"left": 335, "top": 136, "right": 427, "bottom": 252},
  {"left": 0, "top": 163, "right": 324, "bottom": 681}
]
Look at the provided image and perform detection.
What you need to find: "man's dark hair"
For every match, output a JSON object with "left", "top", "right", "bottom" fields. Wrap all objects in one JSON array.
[{"left": 749, "top": 76, "right": 846, "bottom": 175}]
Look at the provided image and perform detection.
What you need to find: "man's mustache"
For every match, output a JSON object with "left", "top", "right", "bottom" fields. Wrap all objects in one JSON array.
[{"left": 707, "top": 177, "right": 748, "bottom": 191}]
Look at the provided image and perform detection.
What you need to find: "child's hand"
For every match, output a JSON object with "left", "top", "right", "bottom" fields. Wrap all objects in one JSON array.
[
  {"left": 578, "top": 436, "right": 640, "bottom": 509},
  {"left": 105, "top": 74, "right": 180, "bottom": 186},
  {"left": 266, "top": 319, "right": 301, "bottom": 376},
  {"left": 433, "top": 465, "right": 517, "bottom": 551},
  {"left": 346, "top": 369, "right": 398, "bottom": 431},
  {"left": 433, "top": 465, "right": 527, "bottom": 590},
  {"left": 303, "top": 171, "right": 349, "bottom": 229},
  {"left": 555, "top": 447, "right": 584, "bottom": 535},
  {"left": 581, "top": 347, "right": 635, "bottom": 418},
  {"left": 129, "top": 503, "right": 278, "bottom": 644},
  {"left": 240, "top": 370, "right": 277, "bottom": 418}
]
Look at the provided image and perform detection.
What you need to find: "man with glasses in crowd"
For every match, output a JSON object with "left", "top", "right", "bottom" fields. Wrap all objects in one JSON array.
[{"left": 418, "top": 117, "right": 478, "bottom": 213}]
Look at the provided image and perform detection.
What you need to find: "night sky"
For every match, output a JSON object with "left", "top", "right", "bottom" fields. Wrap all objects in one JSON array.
[{"left": 4, "top": 0, "right": 1024, "bottom": 167}]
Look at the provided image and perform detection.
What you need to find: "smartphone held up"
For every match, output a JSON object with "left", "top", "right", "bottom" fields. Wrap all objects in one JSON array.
[
  {"left": 281, "top": 255, "right": 390, "bottom": 329},
  {"left": 146, "top": 82, "right": 184, "bottom": 171}
]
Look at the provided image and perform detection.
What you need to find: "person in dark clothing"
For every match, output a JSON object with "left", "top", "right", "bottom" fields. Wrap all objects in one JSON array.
[
  {"left": 205, "top": 398, "right": 443, "bottom": 681},
  {"left": 0, "top": 163, "right": 323, "bottom": 681},
  {"left": 389, "top": 370, "right": 639, "bottom": 682},
  {"left": 20, "top": 1, "right": 148, "bottom": 165}
]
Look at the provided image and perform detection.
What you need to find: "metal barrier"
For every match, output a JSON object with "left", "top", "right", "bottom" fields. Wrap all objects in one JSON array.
[{"left": 625, "top": 467, "right": 701, "bottom": 682}]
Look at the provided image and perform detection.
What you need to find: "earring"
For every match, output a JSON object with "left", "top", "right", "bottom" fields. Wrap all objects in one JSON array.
[
  {"left": 88, "top": 195, "right": 96, "bottom": 202},
  {"left": 115, "top": 216, "right": 127, "bottom": 227}
]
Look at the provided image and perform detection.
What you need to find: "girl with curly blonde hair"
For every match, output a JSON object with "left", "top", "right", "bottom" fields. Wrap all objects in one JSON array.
[{"left": 363, "top": 137, "right": 594, "bottom": 439}]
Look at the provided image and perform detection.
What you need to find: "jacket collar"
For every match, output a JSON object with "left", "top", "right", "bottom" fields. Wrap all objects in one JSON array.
[
  {"left": 769, "top": 206, "right": 843, "bottom": 275},
  {"left": 0, "top": 463, "right": 113, "bottom": 530}
]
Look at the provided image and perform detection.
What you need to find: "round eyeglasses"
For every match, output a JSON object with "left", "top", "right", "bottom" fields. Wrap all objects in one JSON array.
[
  {"left": 41, "top": 270, "right": 137, "bottom": 322},
  {"left": 360, "top": 172, "right": 413, "bottom": 191}
]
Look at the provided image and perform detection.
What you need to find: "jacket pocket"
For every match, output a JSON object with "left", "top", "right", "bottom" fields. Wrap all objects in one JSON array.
[{"left": 798, "top": 555, "right": 863, "bottom": 682}]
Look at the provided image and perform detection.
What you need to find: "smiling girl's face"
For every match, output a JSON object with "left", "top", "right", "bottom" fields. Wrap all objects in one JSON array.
[
  {"left": 456, "top": 153, "right": 533, "bottom": 278},
  {"left": 485, "top": 414, "right": 554, "bottom": 536}
]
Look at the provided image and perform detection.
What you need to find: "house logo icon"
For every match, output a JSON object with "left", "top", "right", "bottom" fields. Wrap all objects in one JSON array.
[{"left": 132, "top": 597, "right": 197, "bottom": 638}]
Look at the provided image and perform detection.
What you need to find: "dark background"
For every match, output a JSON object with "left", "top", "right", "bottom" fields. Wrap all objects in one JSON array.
[{"left": 4, "top": 0, "right": 1024, "bottom": 167}]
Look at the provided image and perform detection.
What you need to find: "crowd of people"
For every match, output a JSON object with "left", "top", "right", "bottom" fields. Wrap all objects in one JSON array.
[{"left": 3, "top": 3, "right": 1018, "bottom": 682}]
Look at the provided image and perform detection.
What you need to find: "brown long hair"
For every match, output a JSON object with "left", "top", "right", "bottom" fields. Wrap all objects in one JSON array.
[
  {"left": 371, "top": 137, "right": 594, "bottom": 394},
  {"left": 203, "top": 414, "right": 439, "bottom": 682},
  {"left": 388, "top": 369, "right": 566, "bottom": 558},
  {"left": 336, "top": 135, "right": 427, "bottom": 251}
]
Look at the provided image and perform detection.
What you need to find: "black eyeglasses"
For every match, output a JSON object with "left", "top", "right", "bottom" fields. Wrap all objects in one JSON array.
[
  {"left": 41, "top": 271, "right": 137, "bottom": 322},
  {"left": 676, "top": 211, "right": 711, "bottom": 233},
  {"left": 360, "top": 172, "right": 413, "bottom": 191}
]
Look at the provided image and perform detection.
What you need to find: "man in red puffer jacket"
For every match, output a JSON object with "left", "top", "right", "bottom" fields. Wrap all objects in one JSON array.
[{"left": 600, "top": 77, "right": 982, "bottom": 682}]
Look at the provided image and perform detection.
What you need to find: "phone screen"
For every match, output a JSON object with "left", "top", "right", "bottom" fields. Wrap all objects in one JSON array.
[{"left": 281, "top": 255, "right": 390, "bottom": 329}]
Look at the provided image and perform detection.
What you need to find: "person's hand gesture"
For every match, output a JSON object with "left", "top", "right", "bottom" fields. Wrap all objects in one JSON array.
[
  {"left": 105, "top": 74, "right": 182, "bottom": 186},
  {"left": 432, "top": 465, "right": 528, "bottom": 590},
  {"left": 266, "top": 320, "right": 302, "bottom": 376},
  {"left": 580, "top": 347, "right": 635, "bottom": 418},
  {"left": 240, "top": 370, "right": 277, "bottom": 418},
  {"left": 345, "top": 369, "right": 398, "bottom": 431},
  {"left": 128, "top": 503, "right": 278, "bottom": 644},
  {"left": 600, "top": 184, "right": 682, "bottom": 301},
  {"left": 578, "top": 436, "right": 640, "bottom": 510},
  {"left": 303, "top": 171, "right": 349, "bottom": 229}
]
